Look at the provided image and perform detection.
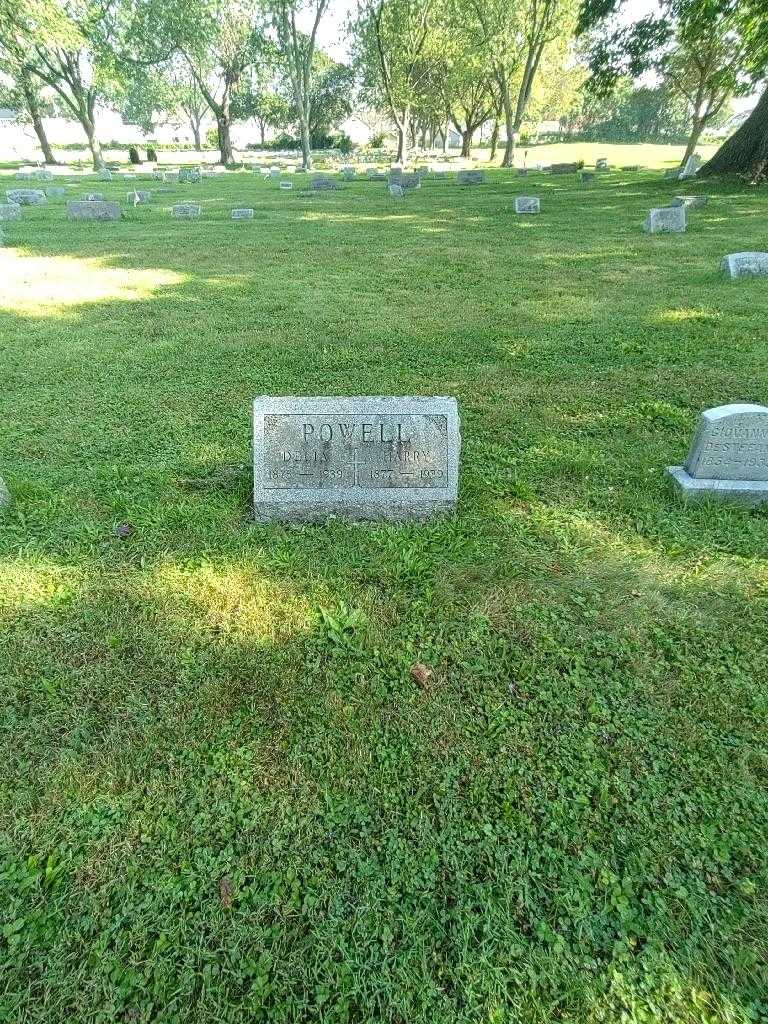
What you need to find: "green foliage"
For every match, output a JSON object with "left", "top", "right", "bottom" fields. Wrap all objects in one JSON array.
[
  {"left": 1, "top": 152, "right": 768, "bottom": 1024},
  {"left": 146, "top": 144, "right": 157, "bottom": 161}
]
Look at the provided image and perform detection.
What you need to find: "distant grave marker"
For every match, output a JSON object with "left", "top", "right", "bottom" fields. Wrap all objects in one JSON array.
[
  {"left": 457, "top": 170, "right": 484, "bottom": 184},
  {"left": 721, "top": 252, "right": 768, "bottom": 280},
  {"left": 515, "top": 196, "right": 540, "bottom": 214},
  {"left": 0, "top": 203, "right": 22, "bottom": 221},
  {"left": 671, "top": 195, "right": 708, "bottom": 210},
  {"left": 67, "top": 200, "right": 121, "bottom": 221},
  {"left": 6, "top": 189, "right": 46, "bottom": 205},
  {"left": 231, "top": 208, "right": 254, "bottom": 219},
  {"left": 172, "top": 203, "right": 201, "bottom": 218},
  {"left": 643, "top": 206, "right": 685, "bottom": 233}
]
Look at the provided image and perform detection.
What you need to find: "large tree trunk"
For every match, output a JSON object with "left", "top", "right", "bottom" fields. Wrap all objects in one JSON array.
[
  {"left": 460, "top": 127, "right": 473, "bottom": 158},
  {"left": 191, "top": 119, "right": 202, "bottom": 150},
  {"left": 499, "top": 73, "right": 515, "bottom": 168},
  {"left": 700, "top": 85, "right": 768, "bottom": 179},
  {"left": 217, "top": 112, "right": 234, "bottom": 164},
  {"left": 21, "top": 79, "right": 57, "bottom": 164},
  {"left": 679, "top": 117, "right": 705, "bottom": 169},
  {"left": 299, "top": 113, "right": 312, "bottom": 170},
  {"left": 489, "top": 119, "right": 499, "bottom": 162},
  {"left": 442, "top": 116, "right": 449, "bottom": 153},
  {"left": 83, "top": 116, "right": 105, "bottom": 170},
  {"left": 395, "top": 112, "right": 408, "bottom": 163}
]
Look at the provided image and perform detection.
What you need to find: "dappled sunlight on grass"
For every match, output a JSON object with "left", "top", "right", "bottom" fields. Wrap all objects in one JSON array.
[
  {"left": 143, "top": 559, "right": 317, "bottom": 646},
  {"left": 0, "top": 558, "right": 84, "bottom": 616},
  {"left": 654, "top": 307, "right": 722, "bottom": 325},
  {"left": 0, "top": 249, "right": 187, "bottom": 317}
]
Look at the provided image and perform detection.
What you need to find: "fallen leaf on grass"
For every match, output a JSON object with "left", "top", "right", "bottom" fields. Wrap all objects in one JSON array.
[
  {"left": 219, "top": 876, "right": 233, "bottom": 909},
  {"left": 410, "top": 663, "right": 433, "bottom": 689}
]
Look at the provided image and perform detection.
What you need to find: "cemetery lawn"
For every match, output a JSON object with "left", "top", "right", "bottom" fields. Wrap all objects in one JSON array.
[{"left": 1, "top": 163, "right": 767, "bottom": 1024}]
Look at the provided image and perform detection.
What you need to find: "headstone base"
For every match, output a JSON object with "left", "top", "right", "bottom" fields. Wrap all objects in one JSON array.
[{"left": 666, "top": 466, "right": 768, "bottom": 506}]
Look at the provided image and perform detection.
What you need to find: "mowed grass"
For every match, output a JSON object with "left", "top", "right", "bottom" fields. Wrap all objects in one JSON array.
[{"left": 0, "top": 155, "right": 767, "bottom": 1024}]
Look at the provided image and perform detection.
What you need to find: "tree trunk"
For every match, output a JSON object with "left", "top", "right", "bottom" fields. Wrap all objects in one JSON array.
[
  {"left": 217, "top": 114, "right": 234, "bottom": 164},
  {"left": 442, "top": 116, "right": 449, "bottom": 153},
  {"left": 21, "top": 79, "right": 57, "bottom": 164},
  {"left": 191, "top": 121, "right": 202, "bottom": 150},
  {"left": 489, "top": 119, "right": 499, "bottom": 162},
  {"left": 461, "top": 127, "right": 473, "bottom": 158},
  {"left": 259, "top": 120, "right": 266, "bottom": 145},
  {"left": 679, "top": 118, "right": 704, "bottom": 169},
  {"left": 83, "top": 116, "right": 105, "bottom": 170},
  {"left": 700, "top": 85, "right": 768, "bottom": 179},
  {"left": 396, "top": 112, "right": 408, "bottom": 163},
  {"left": 499, "top": 73, "right": 515, "bottom": 168},
  {"left": 299, "top": 114, "right": 312, "bottom": 170}
]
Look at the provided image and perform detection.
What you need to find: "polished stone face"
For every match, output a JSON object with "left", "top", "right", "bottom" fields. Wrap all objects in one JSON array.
[{"left": 253, "top": 397, "right": 460, "bottom": 522}]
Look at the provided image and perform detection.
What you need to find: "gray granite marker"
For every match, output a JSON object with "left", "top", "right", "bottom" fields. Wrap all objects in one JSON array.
[
  {"left": 457, "top": 170, "right": 484, "bottom": 184},
  {"left": 231, "top": 207, "right": 254, "bottom": 219},
  {"left": 6, "top": 189, "right": 46, "bottom": 205},
  {"left": 515, "top": 196, "right": 540, "bottom": 214},
  {"left": 67, "top": 200, "right": 121, "bottom": 221},
  {"left": 172, "top": 203, "right": 201, "bottom": 218},
  {"left": 667, "top": 403, "right": 768, "bottom": 505},
  {"left": 721, "top": 252, "right": 768, "bottom": 279},
  {"left": 643, "top": 206, "right": 685, "bottom": 233},
  {"left": 671, "top": 195, "right": 708, "bottom": 210},
  {"left": 253, "top": 396, "right": 460, "bottom": 522},
  {"left": 0, "top": 203, "right": 22, "bottom": 221}
]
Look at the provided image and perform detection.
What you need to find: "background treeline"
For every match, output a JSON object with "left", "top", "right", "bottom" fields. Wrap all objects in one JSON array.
[{"left": 0, "top": 0, "right": 766, "bottom": 176}]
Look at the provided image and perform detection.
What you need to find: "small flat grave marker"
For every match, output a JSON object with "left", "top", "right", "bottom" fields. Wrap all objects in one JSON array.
[
  {"left": 67, "top": 200, "right": 121, "bottom": 221},
  {"left": 671, "top": 195, "right": 708, "bottom": 210},
  {"left": 389, "top": 183, "right": 404, "bottom": 199},
  {"left": 6, "top": 189, "right": 46, "bottom": 205},
  {"left": 457, "top": 170, "right": 484, "bottom": 185},
  {"left": 0, "top": 203, "right": 22, "bottom": 221},
  {"left": 721, "top": 252, "right": 768, "bottom": 280},
  {"left": 515, "top": 196, "right": 540, "bottom": 214},
  {"left": 232, "top": 208, "right": 254, "bottom": 219},
  {"left": 279, "top": 181, "right": 293, "bottom": 190},
  {"left": 172, "top": 203, "right": 201, "bottom": 218},
  {"left": 253, "top": 396, "right": 460, "bottom": 522},
  {"left": 667, "top": 403, "right": 768, "bottom": 505},
  {"left": 643, "top": 206, "right": 685, "bottom": 233}
]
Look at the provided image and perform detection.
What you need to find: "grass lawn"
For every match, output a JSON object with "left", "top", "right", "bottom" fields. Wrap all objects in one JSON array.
[{"left": 1, "top": 154, "right": 767, "bottom": 1024}]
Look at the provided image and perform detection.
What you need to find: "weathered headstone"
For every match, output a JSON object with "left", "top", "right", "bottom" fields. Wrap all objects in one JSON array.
[
  {"left": 340, "top": 169, "right": 355, "bottom": 181},
  {"left": 311, "top": 175, "right": 339, "bottom": 191},
  {"left": 389, "top": 183, "right": 404, "bottom": 199},
  {"left": 667, "top": 403, "right": 768, "bottom": 505},
  {"left": 679, "top": 153, "right": 702, "bottom": 179},
  {"left": 36, "top": 169, "right": 54, "bottom": 181},
  {"left": 279, "top": 181, "right": 293, "bottom": 190},
  {"left": 643, "top": 206, "right": 685, "bottom": 233},
  {"left": 595, "top": 157, "right": 609, "bottom": 170},
  {"left": 578, "top": 170, "right": 595, "bottom": 185},
  {"left": 83, "top": 192, "right": 104, "bottom": 202},
  {"left": 721, "top": 252, "right": 768, "bottom": 280},
  {"left": 621, "top": 164, "right": 640, "bottom": 171},
  {"left": 400, "top": 172, "right": 421, "bottom": 190},
  {"left": 252, "top": 396, "right": 460, "bottom": 522},
  {"left": 67, "top": 200, "right": 121, "bottom": 221},
  {"left": 172, "top": 203, "right": 201, "bottom": 218},
  {"left": 179, "top": 167, "right": 201, "bottom": 184},
  {"left": 152, "top": 170, "right": 164, "bottom": 181},
  {"left": 457, "top": 169, "right": 484, "bottom": 184},
  {"left": 671, "top": 195, "right": 708, "bottom": 210},
  {"left": 46, "top": 187, "right": 66, "bottom": 199},
  {"left": 231, "top": 207, "right": 254, "bottom": 219},
  {"left": 0, "top": 203, "right": 22, "bottom": 221},
  {"left": 515, "top": 196, "right": 540, "bottom": 214},
  {"left": 127, "top": 190, "right": 151, "bottom": 205},
  {"left": 6, "top": 189, "right": 46, "bottom": 205},
  {"left": 98, "top": 167, "right": 113, "bottom": 181},
  {"left": 551, "top": 162, "right": 579, "bottom": 174}
]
